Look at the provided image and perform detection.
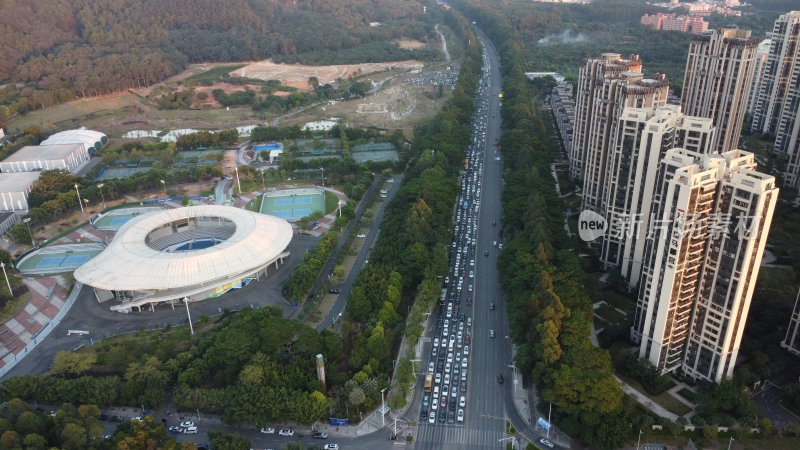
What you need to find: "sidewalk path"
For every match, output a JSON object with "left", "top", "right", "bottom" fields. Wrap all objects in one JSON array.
[{"left": 0, "top": 277, "right": 68, "bottom": 372}]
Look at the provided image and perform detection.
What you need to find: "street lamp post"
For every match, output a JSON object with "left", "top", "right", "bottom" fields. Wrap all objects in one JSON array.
[
  {"left": 183, "top": 297, "right": 194, "bottom": 335},
  {"left": 74, "top": 184, "right": 85, "bottom": 214},
  {"left": 22, "top": 218, "right": 34, "bottom": 247},
  {"left": 234, "top": 165, "right": 242, "bottom": 195},
  {"left": 727, "top": 436, "right": 735, "bottom": 450},
  {"left": 97, "top": 183, "right": 106, "bottom": 210},
  {"left": 380, "top": 388, "right": 386, "bottom": 427},
  {"left": 320, "top": 167, "right": 325, "bottom": 187},
  {"left": 160, "top": 179, "right": 167, "bottom": 199},
  {"left": 0, "top": 262, "right": 12, "bottom": 296},
  {"left": 261, "top": 171, "right": 266, "bottom": 190},
  {"left": 636, "top": 429, "right": 643, "bottom": 450}
]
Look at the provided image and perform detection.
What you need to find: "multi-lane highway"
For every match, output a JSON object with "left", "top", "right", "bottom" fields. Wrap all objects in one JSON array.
[{"left": 410, "top": 26, "right": 514, "bottom": 450}]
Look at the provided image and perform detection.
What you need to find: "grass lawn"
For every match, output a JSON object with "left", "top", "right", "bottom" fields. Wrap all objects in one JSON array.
[
  {"left": 593, "top": 316, "right": 607, "bottom": 331},
  {"left": 677, "top": 387, "right": 697, "bottom": 403},
  {"left": 0, "top": 292, "right": 30, "bottom": 324},
  {"left": 617, "top": 372, "right": 691, "bottom": 416},
  {"left": 607, "top": 342, "right": 689, "bottom": 416},
  {"left": 325, "top": 190, "right": 340, "bottom": 214},
  {"left": 595, "top": 303, "right": 626, "bottom": 323}
]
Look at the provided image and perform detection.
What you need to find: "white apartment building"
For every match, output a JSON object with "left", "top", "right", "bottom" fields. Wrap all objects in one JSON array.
[
  {"left": 750, "top": 12, "right": 800, "bottom": 189},
  {"left": 633, "top": 149, "right": 778, "bottom": 382},
  {"left": 681, "top": 28, "right": 760, "bottom": 153},
  {"left": 600, "top": 106, "right": 714, "bottom": 285},
  {"left": 746, "top": 38, "right": 773, "bottom": 116}
]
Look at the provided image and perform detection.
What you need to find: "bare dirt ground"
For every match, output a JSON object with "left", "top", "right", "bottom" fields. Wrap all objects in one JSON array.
[
  {"left": 394, "top": 39, "right": 426, "bottom": 49},
  {"left": 285, "top": 69, "right": 452, "bottom": 131},
  {"left": 231, "top": 59, "right": 424, "bottom": 91}
]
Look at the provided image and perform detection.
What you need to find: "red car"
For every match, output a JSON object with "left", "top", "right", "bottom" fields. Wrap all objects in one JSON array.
[{"left": 465, "top": 334, "right": 471, "bottom": 345}]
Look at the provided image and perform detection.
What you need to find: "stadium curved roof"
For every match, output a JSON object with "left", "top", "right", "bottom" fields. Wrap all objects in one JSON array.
[
  {"left": 41, "top": 128, "right": 108, "bottom": 152},
  {"left": 74, "top": 205, "right": 292, "bottom": 291}
]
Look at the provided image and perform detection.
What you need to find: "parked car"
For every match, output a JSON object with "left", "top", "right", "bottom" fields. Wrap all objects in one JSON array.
[
  {"left": 328, "top": 288, "right": 340, "bottom": 294},
  {"left": 323, "top": 445, "right": 340, "bottom": 450},
  {"left": 313, "top": 432, "right": 328, "bottom": 439},
  {"left": 180, "top": 421, "right": 195, "bottom": 428},
  {"left": 540, "top": 438, "right": 555, "bottom": 448},
  {"left": 278, "top": 429, "right": 295, "bottom": 437},
  {"left": 168, "top": 425, "right": 182, "bottom": 433},
  {"left": 183, "top": 426, "right": 198, "bottom": 434},
  {"left": 260, "top": 427, "right": 275, "bottom": 434}
]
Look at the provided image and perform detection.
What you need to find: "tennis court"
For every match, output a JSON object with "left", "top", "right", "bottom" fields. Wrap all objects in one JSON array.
[
  {"left": 93, "top": 206, "right": 164, "bottom": 231},
  {"left": 260, "top": 188, "right": 325, "bottom": 222},
  {"left": 17, "top": 243, "right": 106, "bottom": 275}
]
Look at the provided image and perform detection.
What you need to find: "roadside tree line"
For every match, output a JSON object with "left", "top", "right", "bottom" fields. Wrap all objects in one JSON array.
[
  {"left": 338, "top": 8, "right": 482, "bottom": 410},
  {"left": 452, "top": 2, "right": 649, "bottom": 448}
]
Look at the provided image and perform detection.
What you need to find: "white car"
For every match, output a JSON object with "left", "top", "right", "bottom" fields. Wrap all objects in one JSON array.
[
  {"left": 183, "top": 426, "right": 198, "bottom": 434},
  {"left": 435, "top": 373, "right": 442, "bottom": 384},
  {"left": 428, "top": 361, "right": 435, "bottom": 372},
  {"left": 324, "top": 445, "right": 340, "bottom": 450},
  {"left": 278, "top": 429, "right": 295, "bottom": 437},
  {"left": 464, "top": 345, "right": 470, "bottom": 355},
  {"left": 180, "top": 421, "right": 194, "bottom": 428},
  {"left": 428, "top": 412, "right": 436, "bottom": 424},
  {"left": 540, "top": 439, "right": 555, "bottom": 448},
  {"left": 462, "top": 359, "right": 468, "bottom": 369},
  {"left": 459, "top": 396, "right": 466, "bottom": 408},
  {"left": 260, "top": 427, "right": 275, "bottom": 434},
  {"left": 457, "top": 409, "right": 464, "bottom": 422}
]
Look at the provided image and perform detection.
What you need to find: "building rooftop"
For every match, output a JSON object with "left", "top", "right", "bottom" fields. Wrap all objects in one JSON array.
[
  {"left": 3, "top": 144, "right": 86, "bottom": 164},
  {"left": 0, "top": 171, "right": 41, "bottom": 192},
  {"left": 41, "top": 128, "right": 107, "bottom": 150}
]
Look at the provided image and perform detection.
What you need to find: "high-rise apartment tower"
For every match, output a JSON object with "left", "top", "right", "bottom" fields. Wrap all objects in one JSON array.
[
  {"left": 633, "top": 149, "right": 778, "bottom": 382},
  {"left": 682, "top": 29, "right": 760, "bottom": 153},
  {"left": 600, "top": 106, "right": 714, "bottom": 285},
  {"left": 570, "top": 54, "right": 669, "bottom": 213},
  {"left": 751, "top": 12, "right": 800, "bottom": 188}
]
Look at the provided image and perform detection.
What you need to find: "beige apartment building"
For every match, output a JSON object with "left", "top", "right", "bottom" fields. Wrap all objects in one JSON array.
[{"left": 633, "top": 149, "right": 778, "bottom": 382}]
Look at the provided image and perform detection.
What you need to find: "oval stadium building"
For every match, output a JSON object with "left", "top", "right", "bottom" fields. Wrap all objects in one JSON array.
[{"left": 75, "top": 205, "right": 292, "bottom": 312}]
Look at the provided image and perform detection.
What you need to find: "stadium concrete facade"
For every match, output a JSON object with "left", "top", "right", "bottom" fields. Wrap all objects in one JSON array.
[{"left": 74, "top": 205, "right": 292, "bottom": 312}]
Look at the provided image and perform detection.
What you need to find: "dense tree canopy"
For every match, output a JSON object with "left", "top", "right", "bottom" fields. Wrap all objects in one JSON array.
[{"left": 0, "top": 0, "right": 436, "bottom": 125}]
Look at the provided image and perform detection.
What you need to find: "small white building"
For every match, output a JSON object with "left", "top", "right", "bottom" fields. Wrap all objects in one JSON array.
[
  {"left": 302, "top": 120, "right": 340, "bottom": 132},
  {"left": 0, "top": 171, "right": 41, "bottom": 211},
  {"left": 0, "top": 143, "right": 90, "bottom": 174}
]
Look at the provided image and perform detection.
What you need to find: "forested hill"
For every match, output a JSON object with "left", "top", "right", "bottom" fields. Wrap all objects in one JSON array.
[{"left": 0, "top": 0, "right": 432, "bottom": 115}]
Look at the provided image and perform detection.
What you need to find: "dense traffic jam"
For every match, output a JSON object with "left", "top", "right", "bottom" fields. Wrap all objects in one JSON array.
[{"left": 419, "top": 48, "right": 495, "bottom": 427}]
